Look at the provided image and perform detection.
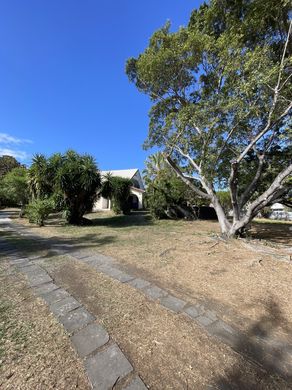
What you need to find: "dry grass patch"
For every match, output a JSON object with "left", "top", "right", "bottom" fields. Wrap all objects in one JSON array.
[
  {"left": 9, "top": 209, "right": 292, "bottom": 338},
  {"left": 46, "top": 256, "right": 289, "bottom": 390},
  {"left": 0, "top": 258, "right": 89, "bottom": 390}
]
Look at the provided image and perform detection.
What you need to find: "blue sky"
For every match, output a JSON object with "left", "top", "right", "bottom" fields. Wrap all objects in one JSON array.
[{"left": 0, "top": 0, "right": 202, "bottom": 170}]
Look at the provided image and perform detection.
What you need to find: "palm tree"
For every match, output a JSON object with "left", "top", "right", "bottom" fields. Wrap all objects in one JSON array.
[
  {"left": 28, "top": 154, "right": 50, "bottom": 199},
  {"left": 55, "top": 150, "right": 101, "bottom": 224},
  {"left": 143, "top": 152, "right": 166, "bottom": 185}
]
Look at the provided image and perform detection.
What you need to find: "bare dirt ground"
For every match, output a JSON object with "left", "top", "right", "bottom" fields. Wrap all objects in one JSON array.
[
  {"left": 0, "top": 255, "right": 90, "bottom": 390},
  {"left": 2, "top": 208, "right": 292, "bottom": 388}
]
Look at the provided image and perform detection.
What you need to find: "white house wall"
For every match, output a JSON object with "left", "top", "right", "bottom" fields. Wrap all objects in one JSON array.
[
  {"left": 93, "top": 196, "right": 110, "bottom": 211},
  {"left": 130, "top": 188, "right": 144, "bottom": 209},
  {"left": 93, "top": 188, "right": 143, "bottom": 211}
]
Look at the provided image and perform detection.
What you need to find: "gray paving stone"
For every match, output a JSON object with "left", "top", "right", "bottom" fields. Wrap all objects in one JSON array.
[
  {"left": 72, "top": 251, "right": 92, "bottom": 260},
  {"left": 71, "top": 322, "right": 109, "bottom": 358},
  {"left": 28, "top": 254, "right": 44, "bottom": 261},
  {"left": 9, "top": 258, "right": 30, "bottom": 266},
  {"left": 85, "top": 343, "right": 133, "bottom": 389},
  {"left": 21, "top": 264, "right": 43, "bottom": 275},
  {"left": 97, "top": 265, "right": 134, "bottom": 283},
  {"left": 142, "top": 285, "right": 168, "bottom": 300},
  {"left": 160, "top": 295, "right": 186, "bottom": 313},
  {"left": 59, "top": 306, "right": 95, "bottom": 333},
  {"left": 205, "top": 310, "right": 218, "bottom": 322},
  {"left": 184, "top": 304, "right": 205, "bottom": 319},
  {"left": 81, "top": 255, "right": 106, "bottom": 267},
  {"left": 114, "top": 271, "right": 135, "bottom": 283},
  {"left": 196, "top": 315, "right": 216, "bottom": 327},
  {"left": 42, "top": 288, "right": 70, "bottom": 304},
  {"left": 82, "top": 253, "right": 113, "bottom": 265},
  {"left": 98, "top": 265, "right": 123, "bottom": 277},
  {"left": 95, "top": 253, "right": 116, "bottom": 265},
  {"left": 25, "top": 272, "right": 52, "bottom": 287},
  {"left": 33, "top": 282, "right": 59, "bottom": 296},
  {"left": 127, "top": 278, "right": 151, "bottom": 290},
  {"left": 124, "top": 376, "right": 147, "bottom": 390},
  {"left": 50, "top": 296, "right": 81, "bottom": 317},
  {"left": 16, "top": 261, "right": 36, "bottom": 269},
  {"left": 207, "top": 320, "right": 239, "bottom": 348}
]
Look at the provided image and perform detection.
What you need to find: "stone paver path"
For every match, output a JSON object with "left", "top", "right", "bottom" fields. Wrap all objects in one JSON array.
[
  {"left": 0, "top": 234, "right": 147, "bottom": 390},
  {"left": 1, "top": 213, "right": 292, "bottom": 385}
]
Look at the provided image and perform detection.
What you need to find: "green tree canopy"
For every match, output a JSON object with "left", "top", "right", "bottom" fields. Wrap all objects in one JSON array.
[
  {"left": 28, "top": 150, "right": 101, "bottom": 225},
  {"left": 0, "top": 155, "right": 22, "bottom": 178},
  {"left": 0, "top": 167, "right": 28, "bottom": 215},
  {"left": 126, "top": 0, "right": 292, "bottom": 237},
  {"left": 143, "top": 152, "right": 206, "bottom": 219}
]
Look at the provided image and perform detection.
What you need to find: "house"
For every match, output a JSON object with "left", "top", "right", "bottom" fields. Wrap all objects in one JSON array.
[
  {"left": 93, "top": 169, "right": 145, "bottom": 211},
  {"left": 270, "top": 202, "right": 292, "bottom": 221}
]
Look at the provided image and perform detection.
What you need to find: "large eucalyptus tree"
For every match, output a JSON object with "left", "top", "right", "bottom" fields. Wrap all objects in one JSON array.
[{"left": 126, "top": 0, "right": 292, "bottom": 237}]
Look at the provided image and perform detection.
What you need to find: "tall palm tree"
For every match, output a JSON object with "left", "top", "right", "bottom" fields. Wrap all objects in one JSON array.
[{"left": 28, "top": 154, "right": 50, "bottom": 199}]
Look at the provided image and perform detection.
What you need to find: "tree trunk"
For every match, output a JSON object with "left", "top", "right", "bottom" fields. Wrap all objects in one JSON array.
[
  {"left": 212, "top": 197, "right": 231, "bottom": 237},
  {"left": 19, "top": 203, "right": 25, "bottom": 218},
  {"left": 176, "top": 205, "right": 196, "bottom": 220}
]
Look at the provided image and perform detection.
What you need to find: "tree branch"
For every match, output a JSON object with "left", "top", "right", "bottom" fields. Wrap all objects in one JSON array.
[
  {"left": 229, "top": 161, "right": 240, "bottom": 221},
  {"left": 164, "top": 155, "right": 211, "bottom": 200},
  {"left": 237, "top": 20, "right": 292, "bottom": 164},
  {"left": 239, "top": 154, "right": 265, "bottom": 207},
  {"left": 246, "top": 163, "right": 292, "bottom": 219}
]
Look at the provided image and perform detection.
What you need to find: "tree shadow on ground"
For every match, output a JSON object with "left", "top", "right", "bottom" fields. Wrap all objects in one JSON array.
[
  {"left": 0, "top": 227, "right": 116, "bottom": 262},
  {"left": 212, "top": 298, "right": 292, "bottom": 389},
  {"left": 250, "top": 221, "right": 292, "bottom": 245},
  {"left": 89, "top": 211, "right": 153, "bottom": 228},
  {"left": 1, "top": 209, "right": 154, "bottom": 229}
]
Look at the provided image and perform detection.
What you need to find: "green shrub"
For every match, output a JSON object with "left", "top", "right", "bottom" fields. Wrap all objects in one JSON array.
[
  {"left": 25, "top": 199, "right": 54, "bottom": 227},
  {"left": 101, "top": 175, "right": 131, "bottom": 215}
]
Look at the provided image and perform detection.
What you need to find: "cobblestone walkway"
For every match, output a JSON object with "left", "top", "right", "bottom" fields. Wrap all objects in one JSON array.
[
  {"left": 1, "top": 215, "right": 292, "bottom": 386},
  {"left": 0, "top": 228, "right": 147, "bottom": 389}
]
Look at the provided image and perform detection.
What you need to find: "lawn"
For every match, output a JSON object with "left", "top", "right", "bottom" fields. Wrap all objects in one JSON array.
[
  {"left": 11, "top": 209, "right": 292, "bottom": 331},
  {"left": 2, "top": 209, "right": 292, "bottom": 388}
]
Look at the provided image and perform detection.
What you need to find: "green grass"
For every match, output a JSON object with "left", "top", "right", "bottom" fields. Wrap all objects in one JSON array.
[{"left": 253, "top": 218, "right": 292, "bottom": 225}]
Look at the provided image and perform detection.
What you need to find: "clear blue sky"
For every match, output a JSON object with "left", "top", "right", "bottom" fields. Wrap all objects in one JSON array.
[{"left": 0, "top": 0, "right": 202, "bottom": 170}]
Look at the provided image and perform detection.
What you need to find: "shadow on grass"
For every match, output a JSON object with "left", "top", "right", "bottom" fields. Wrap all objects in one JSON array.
[
  {"left": 1, "top": 209, "right": 154, "bottom": 229},
  {"left": 0, "top": 227, "right": 116, "bottom": 262},
  {"left": 251, "top": 221, "right": 292, "bottom": 245},
  {"left": 89, "top": 211, "right": 153, "bottom": 228},
  {"left": 212, "top": 298, "right": 292, "bottom": 389}
]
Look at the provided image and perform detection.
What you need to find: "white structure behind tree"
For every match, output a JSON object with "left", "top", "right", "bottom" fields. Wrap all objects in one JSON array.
[
  {"left": 93, "top": 169, "right": 145, "bottom": 211},
  {"left": 270, "top": 203, "right": 292, "bottom": 221}
]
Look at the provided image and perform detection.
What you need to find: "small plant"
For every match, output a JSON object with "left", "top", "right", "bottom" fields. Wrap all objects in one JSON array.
[{"left": 25, "top": 198, "right": 54, "bottom": 226}]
